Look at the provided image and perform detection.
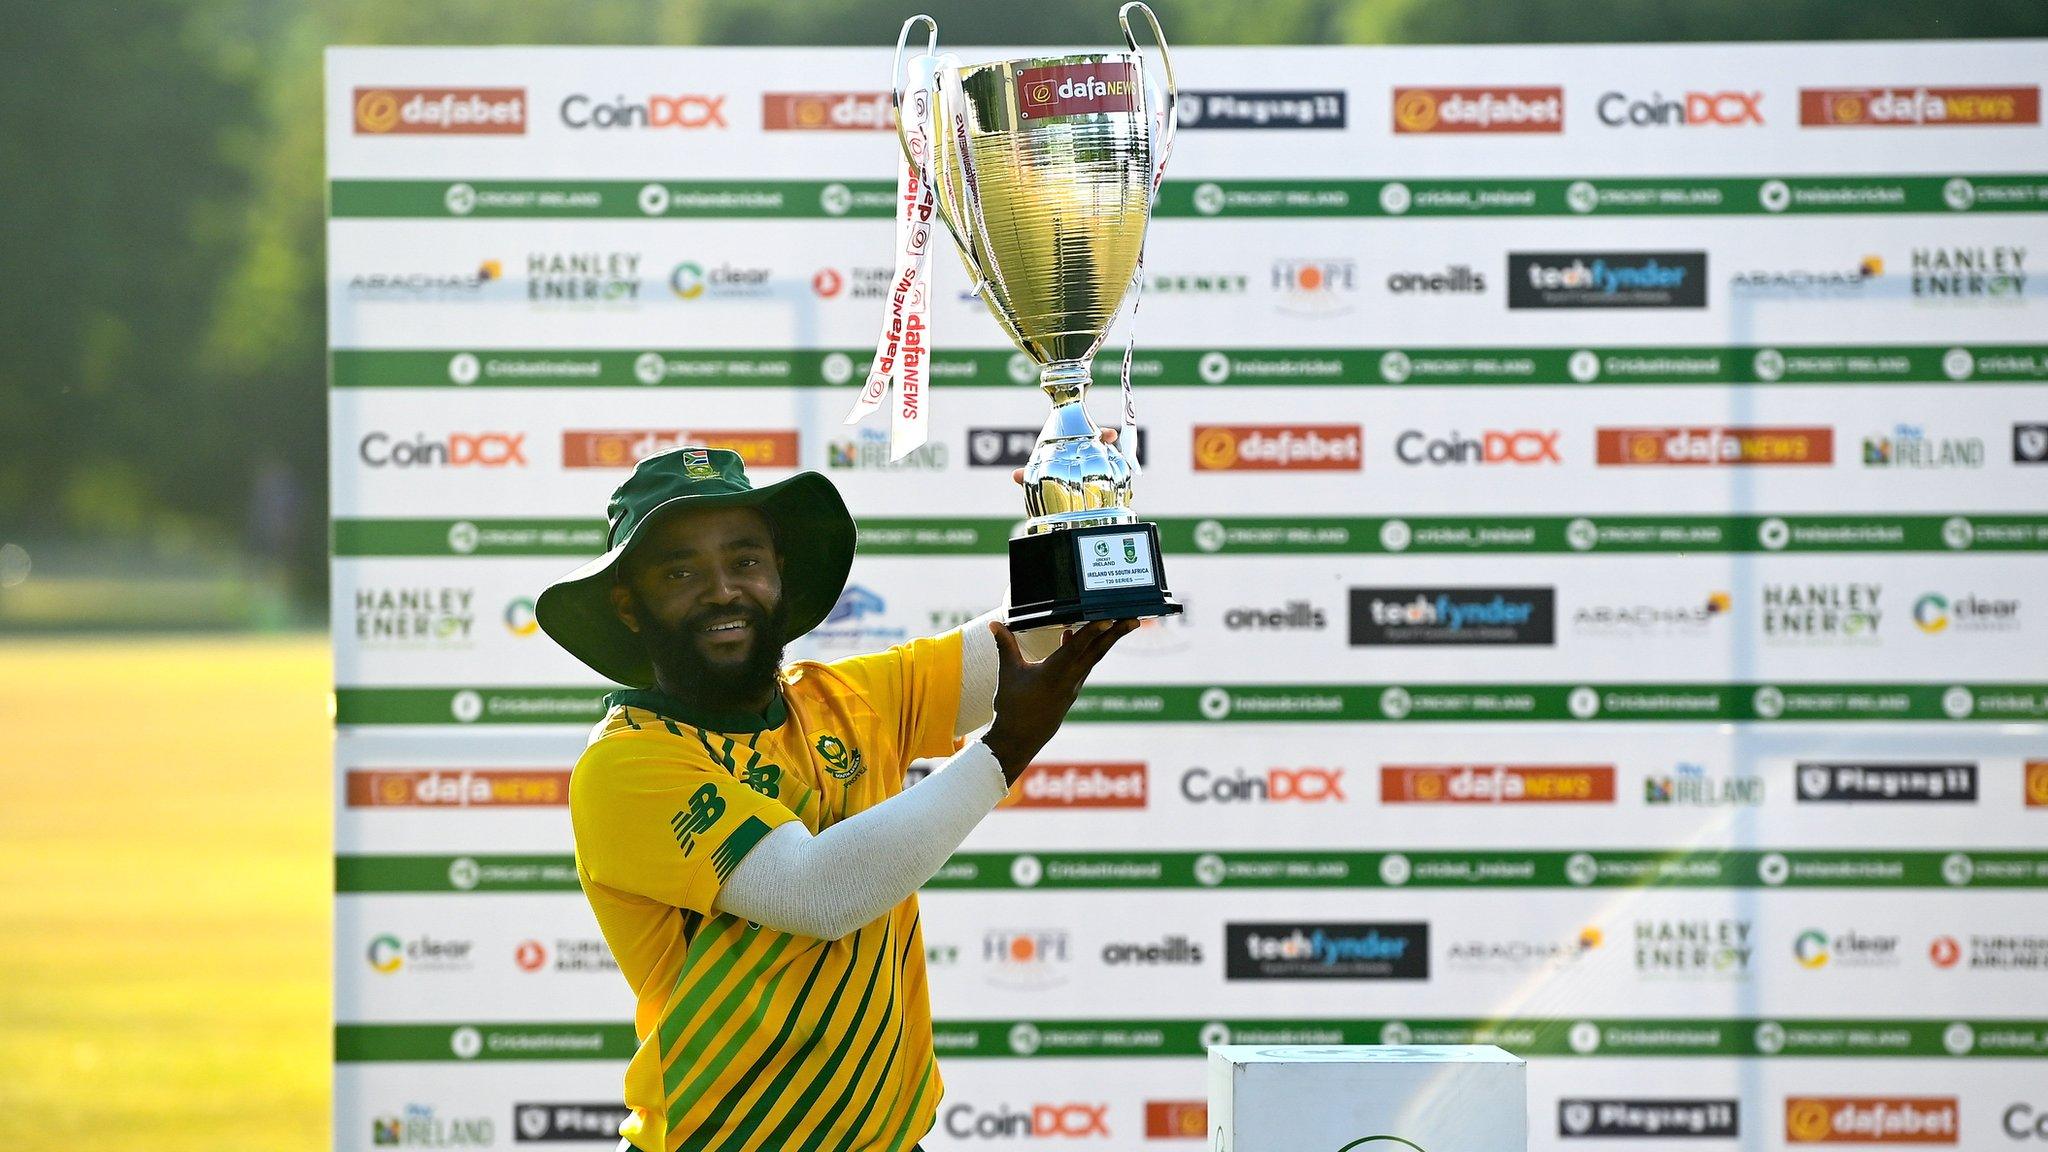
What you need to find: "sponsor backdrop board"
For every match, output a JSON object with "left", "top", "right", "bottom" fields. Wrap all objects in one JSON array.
[{"left": 328, "top": 42, "right": 2048, "bottom": 1152}]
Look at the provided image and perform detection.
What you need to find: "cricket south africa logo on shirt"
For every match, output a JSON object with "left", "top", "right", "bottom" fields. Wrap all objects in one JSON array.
[{"left": 815, "top": 734, "right": 867, "bottom": 783}]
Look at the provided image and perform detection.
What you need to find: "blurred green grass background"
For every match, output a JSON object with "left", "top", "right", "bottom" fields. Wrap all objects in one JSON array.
[{"left": 0, "top": 637, "right": 329, "bottom": 1152}]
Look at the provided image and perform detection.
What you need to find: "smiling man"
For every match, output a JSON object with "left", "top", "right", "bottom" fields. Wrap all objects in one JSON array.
[{"left": 535, "top": 444, "right": 1132, "bottom": 1152}]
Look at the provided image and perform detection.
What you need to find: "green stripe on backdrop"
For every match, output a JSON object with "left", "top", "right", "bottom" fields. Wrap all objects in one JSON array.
[
  {"left": 332, "top": 684, "right": 2048, "bottom": 727},
  {"left": 329, "top": 175, "right": 2048, "bottom": 218},
  {"left": 332, "top": 1017, "right": 2048, "bottom": 1060},
  {"left": 331, "top": 515, "right": 2048, "bottom": 557},
  {"left": 330, "top": 346, "right": 2048, "bottom": 388},
  {"left": 336, "top": 849, "right": 2048, "bottom": 893}
]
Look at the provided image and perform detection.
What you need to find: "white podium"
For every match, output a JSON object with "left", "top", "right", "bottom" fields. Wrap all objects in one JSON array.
[{"left": 1208, "top": 1044, "right": 1527, "bottom": 1152}]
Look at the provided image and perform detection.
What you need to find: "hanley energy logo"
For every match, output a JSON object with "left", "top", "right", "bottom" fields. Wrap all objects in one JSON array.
[
  {"left": 1761, "top": 583, "right": 1882, "bottom": 643},
  {"left": 354, "top": 87, "right": 525, "bottom": 134},
  {"left": 1633, "top": 918, "right": 1752, "bottom": 979},
  {"left": 1392, "top": 86, "right": 1563, "bottom": 133}
]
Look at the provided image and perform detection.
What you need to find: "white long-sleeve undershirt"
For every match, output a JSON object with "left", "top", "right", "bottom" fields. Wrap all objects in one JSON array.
[{"left": 710, "top": 609, "right": 1062, "bottom": 939}]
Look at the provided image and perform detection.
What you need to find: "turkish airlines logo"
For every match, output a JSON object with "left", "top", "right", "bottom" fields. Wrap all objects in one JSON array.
[
  {"left": 359, "top": 432, "right": 526, "bottom": 468},
  {"left": 344, "top": 769, "right": 569, "bottom": 808},
  {"left": 1016, "top": 63, "right": 1139, "bottom": 120},
  {"left": 1381, "top": 765, "right": 1616, "bottom": 804},
  {"left": 353, "top": 87, "right": 526, "bottom": 135},
  {"left": 1193, "top": 425, "right": 1361, "bottom": 471},
  {"left": 1393, "top": 86, "right": 1563, "bottom": 133},
  {"left": 1001, "top": 763, "right": 1147, "bottom": 809},
  {"left": 1801, "top": 86, "right": 2039, "bottom": 127},
  {"left": 1598, "top": 90, "right": 1763, "bottom": 127},
  {"left": 561, "top": 430, "right": 797, "bottom": 469},
  {"left": 1785, "top": 1097, "right": 1957, "bottom": 1144},
  {"left": 943, "top": 1103, "right": 1109, "bottom": 1139},
  {"left": 1181, "top": 767, "right": 1346, "bottom": 804},
  {"left": 1597, "top": 427, "right": 1832, "bottom": 466},
  {"left": 763, "top": 92, "right": 893, "bottom": 130},
  {"left": 560, "top": 93, "right": 727, "bottom": 129}
]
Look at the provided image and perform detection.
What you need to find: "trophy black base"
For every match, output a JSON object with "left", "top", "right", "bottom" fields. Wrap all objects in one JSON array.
[{"left": 1005, "top": 521, "right": 1182, "bottom": 630}]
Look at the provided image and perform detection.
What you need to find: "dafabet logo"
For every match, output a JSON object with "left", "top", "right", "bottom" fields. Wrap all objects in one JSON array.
[
  {"left": 1393, "top": 86, "right": 1563, "bottom": 133},
  {"left": 1784, "top": 1097, "right": 1957, "bottom": 1144},
  {"left": 353, "top": 87, "right": 526, "bottom": 134},
  {"left": 1193, "top": 425, "right": 1362, "bottom": 471},
  {"left": 560, "top": 430, "right": 797, "bottom": 469}
]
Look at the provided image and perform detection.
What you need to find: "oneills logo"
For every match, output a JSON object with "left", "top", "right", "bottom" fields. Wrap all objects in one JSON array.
[{"left": 1016, "top": 63, "right": 1140, "bottom": 119}]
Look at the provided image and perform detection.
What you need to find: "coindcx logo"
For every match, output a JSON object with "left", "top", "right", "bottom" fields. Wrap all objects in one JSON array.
[{"left": 941, "top": 1103, "right": 1110, "bottom": 1139}]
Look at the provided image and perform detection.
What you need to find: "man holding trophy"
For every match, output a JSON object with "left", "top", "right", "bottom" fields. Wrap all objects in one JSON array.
[{"left": 538, "top": 7, "right": 1177, "bottom": 1151}]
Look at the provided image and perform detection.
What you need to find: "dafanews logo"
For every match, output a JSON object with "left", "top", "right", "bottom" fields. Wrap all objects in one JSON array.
[
  {"left": 1380, "top": 765, "right": 1615, "bottom": 804},
  {"left": 1016, "top": 62, "right": 1138, "bottom": 120},
  {"left": 1144, "top": 1102, "right": 1208, "bottom": 1139},
  {"left": 1598, "top": 426, "right": 1832, "bottom": 466},
  {"left": 560, "top": 93, "right": 726, "bottom": 130},
  {"left": 359, "top": 432, "right": 527, "bottom": 469},
  {"left": 1800, "top": 85, "right": 2039, "bottom": 127},
  {"left": 1394, "top": 429, "right": 1560, "bottom": 466},
  {"left": 1794, "top": 928, "right": 1901, "bottom": 970},
  {"left": 1559, "top": 1098, "right": 1739, "bottom": 1139},
  {"left": 1863, "top": 425, "right": 1984, "bottom": 469},
  {"left": 1193, "top": 425, "right": 1361, "bottom": 471},
  {"left": 561, "top": 430, "right": 798, "bottom": 469},
  {"left": 1101, "top": 935, "right": 1203, "bottom": 966},
  {"left": 1392, "top": 86, "right": 1563, "bottom": 133},
  {"left": 1509, "top": 252, "right": 1707, "bottom": 309},
  {"left": 1180, "top": 767, "right": 1346, "bottom": 804},
  {"left": 1226, "top": 922, "right": 1428, "bottom": 980},
  {"left": 1784, "top": 1098, "right": 1958, "bottom": 1144},
  {"left": 942, "top": 1103, "right": 1110, "bottom": 1139},
  {"left": 1796, "top": 762, "right": 1978, "bottom": 803},
  {"left": 344, "top": 769, "right": 569, "bottom": 809},
  {"left": 354, "top": 586, "right": 474, "bottom": 647},
  {"left": 354, "top": 88, "right": 525, "bottom": 135},
  {"left": 371, "top": 1104, "right": 495, "bottom": 1147},
  {"left": 1911, "top": 246, "right": 2028, "bottom": 300},
  {"left": 1349, "top": 587, "right": 1556, "bottom": 646},
  {"left": 1597, "top": 89, "right": 1763, "bottom": 127},
  {"left": 1178, "top": 90, "right": 1345, "bottom": 129},
  {"left": 1002, "top": 763, "right": 1147, "bottom": 809},
  {"left": 513, "top": 1103, "right": 632, "bottom": 1142},
  {"left": 1633, "top": 919, "right": 1752, "bottom": 979},
  {"left": 762, "top": 92, "right": 892, "bottom": 131}
]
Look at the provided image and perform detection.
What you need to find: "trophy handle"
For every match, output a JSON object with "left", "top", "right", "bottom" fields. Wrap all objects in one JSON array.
[
  {"left": 892, "top": 16, "right": 1005, "bottom": 308},
  {"left": 889, "top": 14, "right": 937, "bottom": 174},
  {"left": 1119, "top": 1, "right": 1177, "bottom": 191}
]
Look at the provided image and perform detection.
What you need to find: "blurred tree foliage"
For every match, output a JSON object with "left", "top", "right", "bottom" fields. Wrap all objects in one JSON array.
[{"left": 1, "top": 0, "right": 2040, "bottom": 609}]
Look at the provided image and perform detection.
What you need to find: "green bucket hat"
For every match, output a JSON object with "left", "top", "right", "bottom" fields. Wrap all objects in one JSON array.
[{"left": 535, "top": 445, "right": 855, "bottom": 688}]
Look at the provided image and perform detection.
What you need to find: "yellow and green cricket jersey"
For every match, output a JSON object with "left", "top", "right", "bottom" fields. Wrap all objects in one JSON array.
[{"left": 570, "top": 630, "right": 965, "bottom": 1152}]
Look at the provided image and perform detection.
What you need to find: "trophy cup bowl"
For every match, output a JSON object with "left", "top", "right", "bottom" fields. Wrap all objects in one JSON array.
[{"left": 897, "top": 4, "right": 1183, "bottom": 629}]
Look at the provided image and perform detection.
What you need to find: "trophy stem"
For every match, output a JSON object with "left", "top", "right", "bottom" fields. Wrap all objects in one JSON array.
[{"left": 1037, "top": 359, "right": 1098, "bottom": 442}]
